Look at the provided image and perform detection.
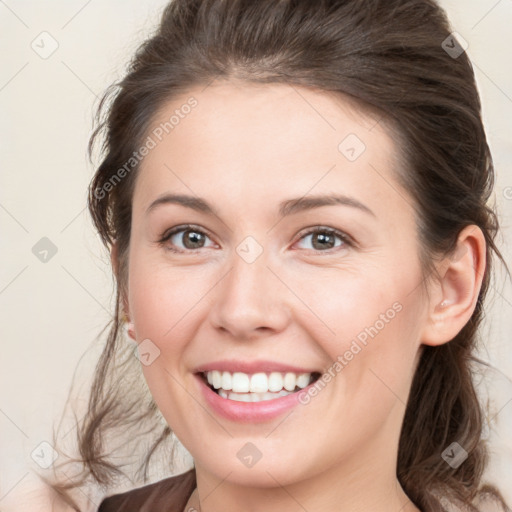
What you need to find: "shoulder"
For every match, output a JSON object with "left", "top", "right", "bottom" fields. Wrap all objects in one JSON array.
[{"left": 97, "top": 468, "right": 196, "bottom": 512}]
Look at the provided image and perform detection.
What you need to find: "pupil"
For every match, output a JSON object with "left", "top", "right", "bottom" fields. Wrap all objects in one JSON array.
[
  {"left": 313, "top": 232, "right": 334, "bottom": 250},
  {"left": 184, "top": 230, "right": 204, "bottom": 249}
]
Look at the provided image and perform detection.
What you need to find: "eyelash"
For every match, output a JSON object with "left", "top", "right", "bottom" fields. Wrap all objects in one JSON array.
[{"left": 157, "top": 224, "right": 354, "bottom": 255}]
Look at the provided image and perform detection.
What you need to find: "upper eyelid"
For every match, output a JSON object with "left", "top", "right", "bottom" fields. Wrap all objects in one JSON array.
[{"left": 160, "top": 224, "right": 214, "bottom": 242}]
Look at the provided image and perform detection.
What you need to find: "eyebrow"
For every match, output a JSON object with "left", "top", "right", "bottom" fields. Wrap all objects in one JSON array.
[{"left": 145, "top": 193, "right": 375, "bottom": 218}]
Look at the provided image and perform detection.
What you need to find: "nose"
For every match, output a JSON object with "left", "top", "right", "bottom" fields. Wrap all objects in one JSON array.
[{"left": 208, "top": 245, "right": 292, "bottom": 341}]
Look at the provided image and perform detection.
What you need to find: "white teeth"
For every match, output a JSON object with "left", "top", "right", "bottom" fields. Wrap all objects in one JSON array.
[
  {"left": 212, "top": 370, "right": 222, "bottom": 389},
  {"left": 296, "top": 373, "right": 310, "bottom": 388},
  {"left": 232, "top": 372, "right": 250, "bottom": 392},
  {"left": 268, "top": 372, "right": 283, "bottom": 392},
  {"left": 218, "top": 388, "right": 293, "bottom": 402},
  {"left": 283, "top": 372, "right": 296, "bottom": 391},
  {"left": 221, "top": 371, "right": 232, "bottom": 390},
  {"left": 204, "top": 370, "right": 314, "bottom": 394},
  {"left": 249, "top": 373, "right": 268, "bottom": 393}
]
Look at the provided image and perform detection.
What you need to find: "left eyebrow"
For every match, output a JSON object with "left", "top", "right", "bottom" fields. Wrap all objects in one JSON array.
[
  {"left": 278, "top": 194, "right": 376, "bottom": 218},
  {"left": 145, "top": 192, "right": 375, "bottom": 218}
]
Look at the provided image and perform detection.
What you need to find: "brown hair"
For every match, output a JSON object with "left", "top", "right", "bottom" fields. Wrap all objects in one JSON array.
[{"left": 43, "top": 0, "right": 510, "bottom": 510}]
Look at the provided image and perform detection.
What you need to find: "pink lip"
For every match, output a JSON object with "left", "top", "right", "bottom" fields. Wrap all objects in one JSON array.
[
  {"left": 194, "top": 373, "right": 319, "bottom": 423},
  {"left": 193, "top": 359, "right": 320, "bottom": 374}
]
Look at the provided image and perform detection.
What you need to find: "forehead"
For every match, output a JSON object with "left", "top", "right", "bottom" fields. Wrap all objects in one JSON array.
[
  {"left": 148, "top": 80, "right": 387, "bottom": 148},
  {"left": 132, "top": 80, "right": 410, "bottom": 223}
]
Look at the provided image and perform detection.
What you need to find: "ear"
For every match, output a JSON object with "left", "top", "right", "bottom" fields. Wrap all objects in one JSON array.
[{"left": 421, "top": 225, "right": 486, "bottom": 346}]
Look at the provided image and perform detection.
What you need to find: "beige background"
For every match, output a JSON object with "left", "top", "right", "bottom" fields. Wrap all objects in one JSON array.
[{"left": 1, "top": 0, "right": 511, "bottom": 510}]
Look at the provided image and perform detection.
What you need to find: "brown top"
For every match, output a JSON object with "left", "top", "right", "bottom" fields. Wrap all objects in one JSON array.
[{"left": 97, "top": 468, "right": 196, "bottom": 512}]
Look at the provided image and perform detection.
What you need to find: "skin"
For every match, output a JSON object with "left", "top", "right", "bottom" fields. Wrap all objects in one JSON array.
[{"left": 116, "top": 80, "right": 486, "bottom": 512}]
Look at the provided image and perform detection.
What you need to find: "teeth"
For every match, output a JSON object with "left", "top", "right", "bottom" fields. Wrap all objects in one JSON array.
[
  {"left": 205, "top": 370, "right": 313, "bottom": 394},
  {"left": 212, "top": 370, "right": 222, "bottom": 389},
  {"left": 221, "top": 371, "right": 232, "bottom": 390},
  {"left": 218, "top": 388, "right": 294, "bottom": 402},
  {"left": 232, "top": 372, "right": 250, "bottom": 392}
]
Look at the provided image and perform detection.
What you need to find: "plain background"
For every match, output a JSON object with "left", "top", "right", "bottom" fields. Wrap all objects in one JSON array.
[{"left": 1, "top": 0, "right": 511, "bottom": 509}]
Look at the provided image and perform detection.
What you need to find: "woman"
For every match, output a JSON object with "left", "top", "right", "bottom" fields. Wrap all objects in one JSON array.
[{"left": 43, "top": 0, "right": 510, "bottom": 511}]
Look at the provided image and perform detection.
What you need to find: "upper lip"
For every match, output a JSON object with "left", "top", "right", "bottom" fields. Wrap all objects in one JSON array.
[{"left": 193, "top": 359, "right": 321, "bottom": 375}]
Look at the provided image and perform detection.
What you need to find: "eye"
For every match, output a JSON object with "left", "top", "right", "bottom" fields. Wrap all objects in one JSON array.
[
  {"left": 158, "top": 224, "right": 354, "bottom": 254},
  {"left": 293, "top": 227, "right": 352, "bottom": 253},
  {"left": 158, "top": 224, "right": 216, "bottom": 253}
]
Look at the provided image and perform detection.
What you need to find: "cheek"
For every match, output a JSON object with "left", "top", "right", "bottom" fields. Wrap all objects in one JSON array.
[
  {"left": 291, "top": 265, "right": 417, "bottom": 348},
  {"left": 331, "top": 295, "right": 423, "bottom": 418},
  {"left": 127, "top": 255, "right": 211, "bottom": 346},
  {"left": 298, "top": 266, "right": 424, "bottom": 395}
]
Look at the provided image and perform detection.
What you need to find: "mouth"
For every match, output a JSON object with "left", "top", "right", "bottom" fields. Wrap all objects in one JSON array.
[{"left": 197, "top": 370, "right": 322, "bottom": 403}]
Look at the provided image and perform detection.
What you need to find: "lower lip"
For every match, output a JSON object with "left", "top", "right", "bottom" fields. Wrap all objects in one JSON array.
[{"left": 195, "top": 374, "right": 317, "bottom": 423}]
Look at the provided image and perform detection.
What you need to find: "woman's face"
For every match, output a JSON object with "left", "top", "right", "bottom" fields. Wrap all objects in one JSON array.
[{"left": 126, "top": 81, "right": 430, "bottom": 489}]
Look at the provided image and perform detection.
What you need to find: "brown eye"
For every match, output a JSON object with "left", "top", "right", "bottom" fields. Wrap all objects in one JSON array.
[
  {"left": 295, "top": 227, "right": 351, "bottom": 252},
  {"left": 159, "top": 225, "right": 215, "bottom": 252},
  {"left": 179, "top": 229, "right": 207, "bottom": 249}
]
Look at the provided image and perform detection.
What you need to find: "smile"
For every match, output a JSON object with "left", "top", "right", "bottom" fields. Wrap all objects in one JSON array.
[{"left": 199, "top": 370, "right": 322, "bottom": 402}]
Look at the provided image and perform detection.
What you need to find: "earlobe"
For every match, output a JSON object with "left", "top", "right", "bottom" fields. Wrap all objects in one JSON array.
[
  {"left": 421, "top": 225, "right": 486, "bottom": 347},
  {"left": 125, "top": 321, "right": 136, "bottom": 341}
]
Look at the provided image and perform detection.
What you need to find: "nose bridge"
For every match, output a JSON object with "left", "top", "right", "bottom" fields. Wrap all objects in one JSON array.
[{"left": 209, "top": 236, "right": 290, "bottom": 338}]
